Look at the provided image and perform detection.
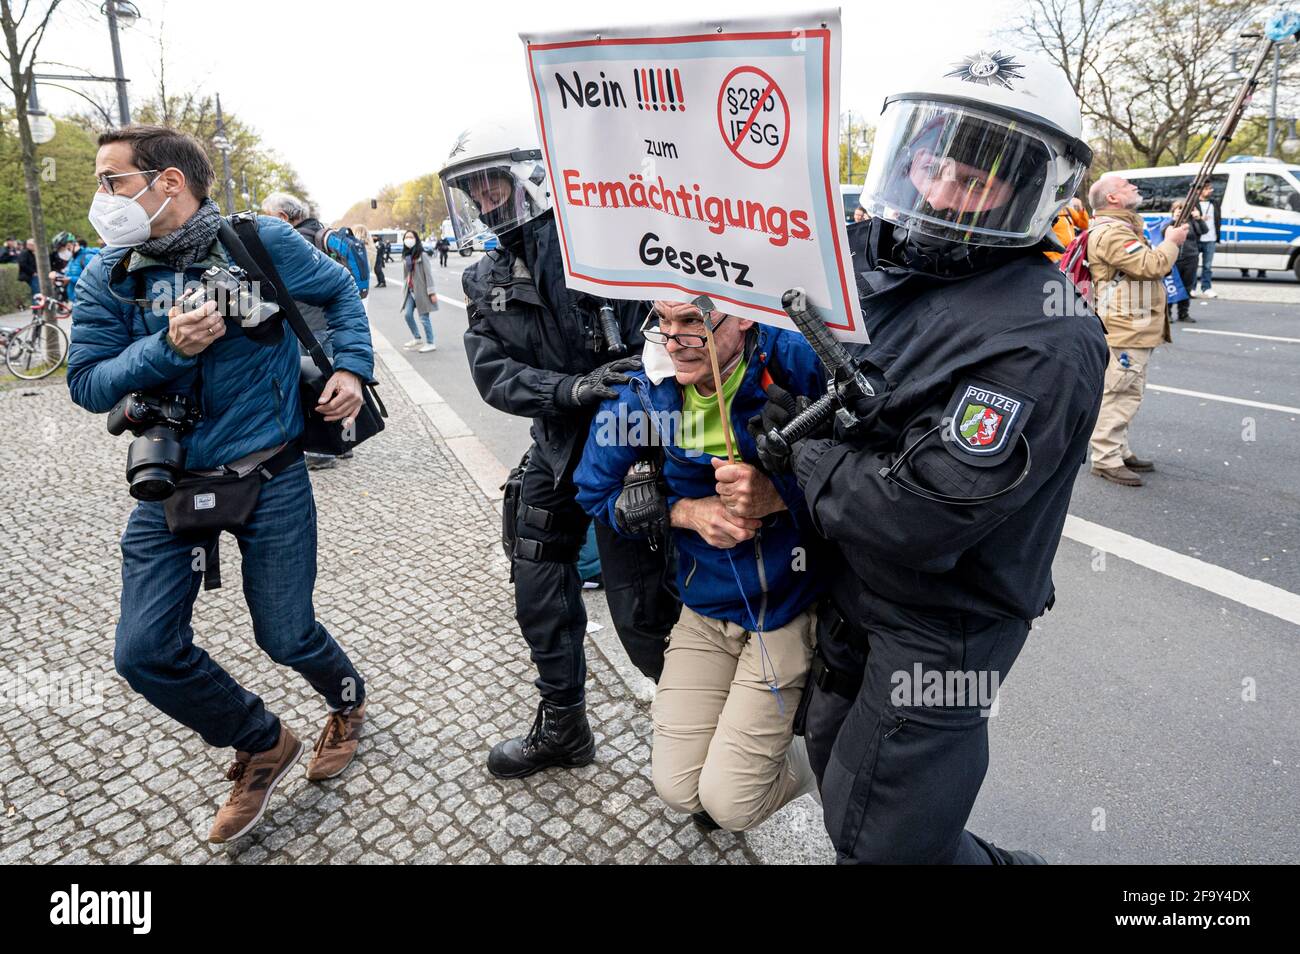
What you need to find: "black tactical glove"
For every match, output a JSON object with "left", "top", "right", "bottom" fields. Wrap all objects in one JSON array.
[
  {"left": 746, "top": 382, "right": 825, "bottom": 474},
  {"left": 557, "top": 356, "right": 643, "bottom": 409},
  {"left": 614, "top": 457, "right": 668, "bottom": 547}
]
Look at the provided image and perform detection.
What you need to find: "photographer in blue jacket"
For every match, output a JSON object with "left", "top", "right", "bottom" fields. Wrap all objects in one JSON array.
[
  {"left": 67, "top": 125, "right": 373, "bottom": 844},
  {"left": 575, "top": 300, "right": 826, "bottom": 832}
]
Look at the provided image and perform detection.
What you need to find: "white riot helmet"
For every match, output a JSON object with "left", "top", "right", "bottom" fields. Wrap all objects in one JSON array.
[
  {"left": 861, "top": 46, "right": 1091, "bottom": 248},
  {"left": 438, "top": 119, "right": 551, "bottom": 250}
]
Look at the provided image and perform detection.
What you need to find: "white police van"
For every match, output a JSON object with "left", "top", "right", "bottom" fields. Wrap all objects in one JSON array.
[{"left": 1114, "top": 156, "right": 1300, "bottom": 280}]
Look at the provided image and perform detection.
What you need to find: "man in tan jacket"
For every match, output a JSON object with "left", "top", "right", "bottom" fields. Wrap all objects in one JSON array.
[{"left": 1086, "top": 175, "right": 1189, "bottom": 487}]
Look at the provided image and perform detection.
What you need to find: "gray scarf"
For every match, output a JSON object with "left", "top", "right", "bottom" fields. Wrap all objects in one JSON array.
[{"left": 138, "top": 198, "right": 223, "bottom": 271}]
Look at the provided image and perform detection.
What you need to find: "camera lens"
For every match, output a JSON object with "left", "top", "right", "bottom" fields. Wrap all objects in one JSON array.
[
  {"left": 126, "top": 427, "right": 186, "bottom": 501},
  {"left": 130, "top": 468, "right": 177, "bottom": 502}
]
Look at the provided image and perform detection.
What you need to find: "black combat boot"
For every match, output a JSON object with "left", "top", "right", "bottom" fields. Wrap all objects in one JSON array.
[{"left": 486, "top": 699, "right": 596, "bottom": 779}]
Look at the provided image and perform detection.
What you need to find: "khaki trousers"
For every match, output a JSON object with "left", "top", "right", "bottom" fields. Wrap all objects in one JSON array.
[
  {"left": 1090, "top": 346, "right": 1152, "bottom": 469},
  {"left": 651, "top": 605, "right": 815, "bottom": 832}
]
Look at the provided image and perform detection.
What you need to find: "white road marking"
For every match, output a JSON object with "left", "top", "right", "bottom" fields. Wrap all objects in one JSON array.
[
  {"left": 1063, "top": 516, "right": 1300, "bottom": 627},
  {"left": 438, "top": 293, "right": 467, "bottom": 309},
  {"left": 1179, "top": 328, "right": 1300, "bottom": 345},
  {"left": 1146, "top": 385, "right": 1300, "bottom": 416}
]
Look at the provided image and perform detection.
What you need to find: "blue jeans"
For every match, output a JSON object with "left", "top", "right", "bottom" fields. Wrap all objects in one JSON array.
[
  {"left": 114, "top": 458, "right": 364, "bottom": 753},
  {"left": 403, "top": 294, "right": 434, "bottom": 344},
  {"left": 27, "top": 276, "right": 40, "bottom": 297},
  {"left": 577, "top": 523, "right": 601, "bottom": 581},
  {"left": 1198, "top": 241, "right": 1216, "bottom": 290}
]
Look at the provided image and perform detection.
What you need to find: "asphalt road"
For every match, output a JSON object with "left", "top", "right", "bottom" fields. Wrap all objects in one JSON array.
[{"left": 368, "top": 256, "right": 1300, "bottom": 863}]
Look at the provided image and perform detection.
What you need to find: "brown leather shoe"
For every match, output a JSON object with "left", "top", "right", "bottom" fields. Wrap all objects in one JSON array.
[
  {"left": 208, "top": 726, "right": 303, "bottom": 844},
  {"left": 1092, "top": 464, "right": 1143, "bottom": 487},
  {"left": 1123, "top": 455, "right": 1155, "bottom": 472},
  {"left": 305, "top": 702, "right": 366, "bottom": 781}
]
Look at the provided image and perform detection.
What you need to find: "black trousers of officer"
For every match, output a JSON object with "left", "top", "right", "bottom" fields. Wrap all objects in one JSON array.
[
  {"left": 803, "top": 598, "right": 1029, "bottom": 864},
  {"left": 512, "top": 441, "right": 679, "bottom": 704}
]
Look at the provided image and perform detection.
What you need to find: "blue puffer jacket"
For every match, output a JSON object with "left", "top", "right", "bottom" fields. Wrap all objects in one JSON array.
[
  {"left": 574, "top": 325, "right": 828, "bottom": 632},
  {"left": 64, "top": 246, "right": 100, "bottom": 302},
  {"left": 67, "top": 215, "right": 373, "bottom": 471}
]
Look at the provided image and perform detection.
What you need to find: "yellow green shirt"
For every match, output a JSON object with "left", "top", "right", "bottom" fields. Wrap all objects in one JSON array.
[{"left": 680, "top": 356, "right": 747, "bottom": 458}]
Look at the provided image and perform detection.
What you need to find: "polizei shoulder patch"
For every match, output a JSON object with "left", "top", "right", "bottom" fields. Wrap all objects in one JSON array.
[{"left": 943, "top": 380, "right": 1034, "bottom": 468}]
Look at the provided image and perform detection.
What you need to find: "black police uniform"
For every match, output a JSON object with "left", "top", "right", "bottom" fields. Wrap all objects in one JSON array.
[
  {"left": 792, "top": 220, "right": 1107, "bottom": 864},
  {"left": 463, "top": 210, "right": 680, "bottom": 705}
]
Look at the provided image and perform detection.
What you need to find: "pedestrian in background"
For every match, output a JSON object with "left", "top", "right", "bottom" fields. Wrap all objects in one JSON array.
[
  {"left": 1194, "top": 182, "right": 1219, "bottom": 299},
  {"left": 1159, "top": 200, "right": 1204, "bottom": 324},
  {"left": 63, "top": 237, "right": 101, "bottom": 302},
  {"left": 17, "top": 239, "right": 38, "bottom": 298},
  {"left": 373, "top": 232, "right": 389, "bottom": 288},
  {"left": 401, "top": 229, "right": 438, "bottom": 352},
  {"left": 352, "top": 224, "right": 376, "bottom": 296},
  {"left": 1046, "top": 197, "right": 1089, "bottom": 263},
  {"left": 1086, "top": 174, "right": 1187, "bottom": 488},
  {"left": 0, "top": 237, "right": 18, "bottom": 264},
  {"left": 436, "top": 235, "right": 450, "bottom": 267}
]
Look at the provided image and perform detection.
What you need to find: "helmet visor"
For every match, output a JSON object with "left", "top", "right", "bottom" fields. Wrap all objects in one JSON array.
[
  {"left": 862, "top": 99, "right": 1083, "bottom": 247},
  {"left": 440, "top": 157, "right": 539, "bottom": 249}
]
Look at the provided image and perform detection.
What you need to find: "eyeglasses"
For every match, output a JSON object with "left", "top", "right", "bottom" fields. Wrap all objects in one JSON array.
[
  {"left": 97, "top": 169, "right": 159, "bottom": 195},
  {"left": 641, "top": 313, "right": 729, "bottom": 349}
]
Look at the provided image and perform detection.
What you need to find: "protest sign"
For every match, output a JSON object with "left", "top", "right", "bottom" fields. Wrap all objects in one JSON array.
[{"left": 521, "top": 10, "right": 866, "bottom": 341}]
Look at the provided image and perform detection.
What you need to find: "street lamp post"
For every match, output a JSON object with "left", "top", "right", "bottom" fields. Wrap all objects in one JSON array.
[
  {"left": 1285, "top": 118, "right": 1300, "bottom": 153},
  {"left": 25, "top": 82, "right": 56, "bottom": 144},
  {"left": 1267, "top": 45, "right": 1281, "bottom": 156},
  {"left": 212, "top": 94, "right": 235, "bottom": 213},
  {"left": 101, "top": 0, "right": 138, "bottom": 125}
]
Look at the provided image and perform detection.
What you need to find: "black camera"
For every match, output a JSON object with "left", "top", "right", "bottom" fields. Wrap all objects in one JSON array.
[
  {"left": 106, "top": 392, "right": 201, "bottom": 501},
  {"left": 177, "top": 265, "right": 280, "bottom": 331}
]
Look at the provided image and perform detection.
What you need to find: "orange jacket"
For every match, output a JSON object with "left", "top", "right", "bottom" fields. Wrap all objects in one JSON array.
[{"left": 1044, "top": 204, "right": 1090, "bottom": 263}]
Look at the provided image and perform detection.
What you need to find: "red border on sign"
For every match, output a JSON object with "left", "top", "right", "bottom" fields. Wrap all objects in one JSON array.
[
  {"left": 716, "top": 65, "right": 791, "bottom": 170},
  {"left": 526, "top": 29, "right": 855, "bottom": 332}
]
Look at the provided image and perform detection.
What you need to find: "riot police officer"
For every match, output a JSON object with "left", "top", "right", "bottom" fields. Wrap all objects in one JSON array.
[
  {"left": 750, "top": 49, "right": 1107, "bottom": 863},
  {"left": 439, "top": 120, "right": 681, "bottom": 779}
]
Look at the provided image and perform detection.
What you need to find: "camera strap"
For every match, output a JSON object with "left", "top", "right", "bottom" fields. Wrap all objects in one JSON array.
[{"left": 217, "top": 216, "right": 334, "bottom": 378}]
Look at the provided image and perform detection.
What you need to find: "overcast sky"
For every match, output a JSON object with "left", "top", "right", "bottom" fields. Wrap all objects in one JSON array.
[{"left": 31, "top": 0, "right": 1018, "bottom": 219}]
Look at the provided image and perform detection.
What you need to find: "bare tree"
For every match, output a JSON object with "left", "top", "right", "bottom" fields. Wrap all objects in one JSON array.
[
  {"left": 1, "top": 0, "right": 67, "bottom": 299},
  {"left": 1009, "top": 0, "right": 1292, "bottom": 171},
  {"left": 1009, "top": 0, "right": 1114, "bottom": 99}
]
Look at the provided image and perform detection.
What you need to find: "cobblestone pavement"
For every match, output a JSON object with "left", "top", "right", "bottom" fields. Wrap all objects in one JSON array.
[{"left": 0, "top": 356, "right": 771, "bottom": 865}]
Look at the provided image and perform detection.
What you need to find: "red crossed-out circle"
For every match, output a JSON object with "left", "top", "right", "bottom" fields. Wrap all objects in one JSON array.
[{"left": 716, "top": 65, "right": 791, "bottom": 170}]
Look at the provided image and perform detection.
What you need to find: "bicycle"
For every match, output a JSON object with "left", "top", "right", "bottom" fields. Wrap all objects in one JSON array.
[{"left": 4, "top": 282, "right": 72, "bottom": 380}]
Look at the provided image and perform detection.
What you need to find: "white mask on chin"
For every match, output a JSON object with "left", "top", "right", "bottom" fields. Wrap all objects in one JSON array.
[{"left": 88, "top": 178, "right": 172, "bottom": 247}]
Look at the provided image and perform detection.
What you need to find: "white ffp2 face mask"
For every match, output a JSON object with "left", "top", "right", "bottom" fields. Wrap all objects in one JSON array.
[
  {"left": 403, "top": 238, "right": 416, "bottom": 248},
  {"left": 88, "top": 178, "right": 173, "bottom": 247}
]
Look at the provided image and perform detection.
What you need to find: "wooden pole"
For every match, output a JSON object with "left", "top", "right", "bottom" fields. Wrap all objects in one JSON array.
[{"left": 702, "top": 313, "right": 737, "bottom": 463}]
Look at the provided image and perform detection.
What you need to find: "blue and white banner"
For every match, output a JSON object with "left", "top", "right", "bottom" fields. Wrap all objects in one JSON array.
[{"left": 1144, "top": 222, "right": 1189, "bottom": 305}]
